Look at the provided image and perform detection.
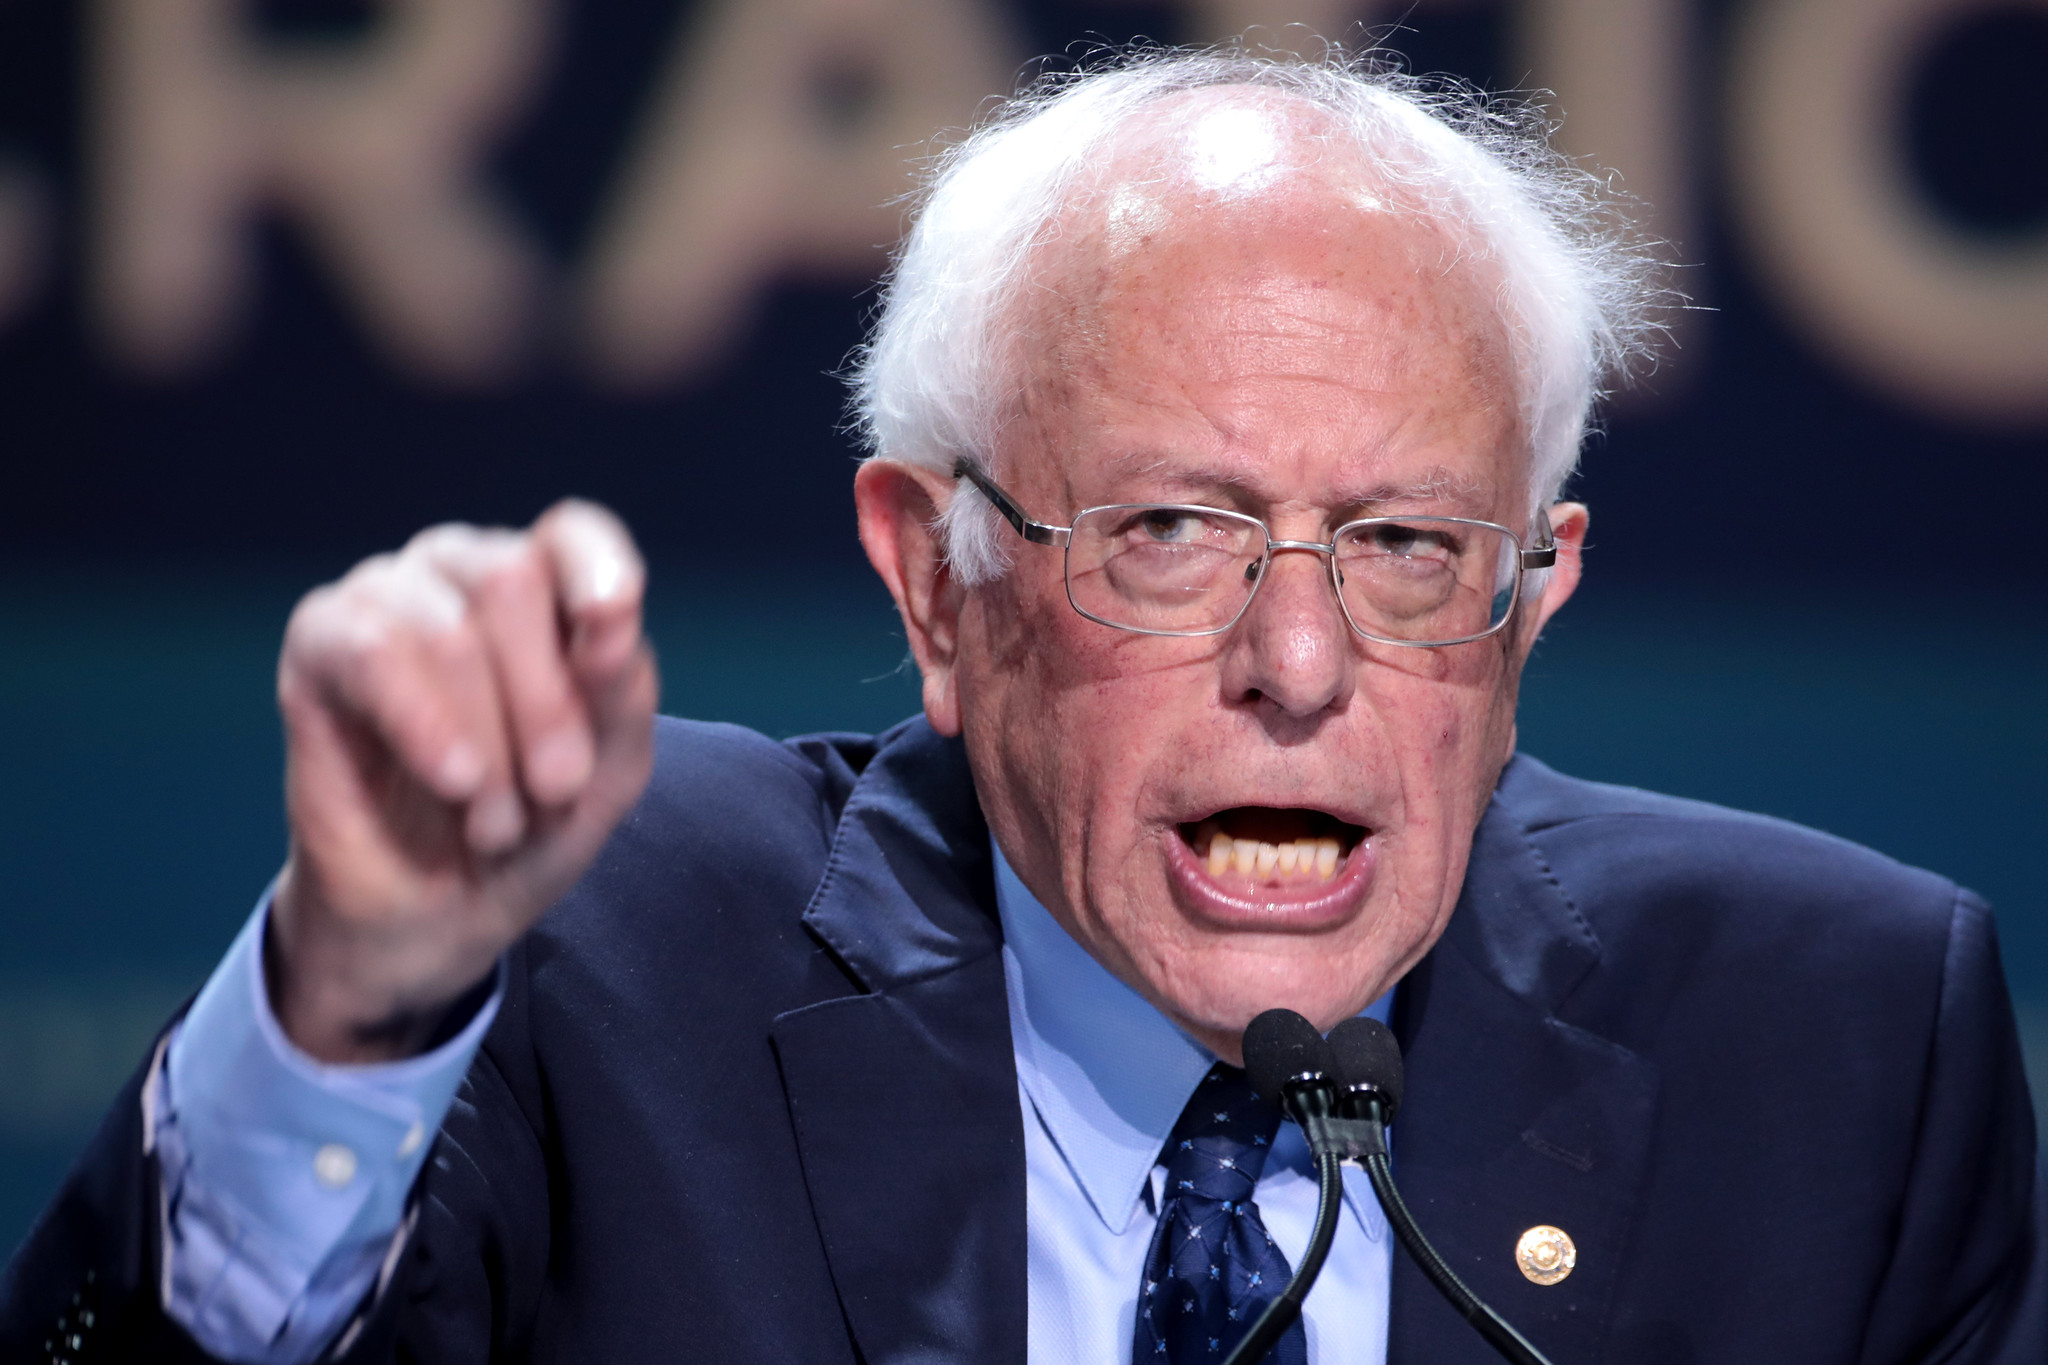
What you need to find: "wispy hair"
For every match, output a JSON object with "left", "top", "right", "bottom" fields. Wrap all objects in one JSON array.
[{"left": 848, "top": 45, "right": 1669, "bottom": 584}]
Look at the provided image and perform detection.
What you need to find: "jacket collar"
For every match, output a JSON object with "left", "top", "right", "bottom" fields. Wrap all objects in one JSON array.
[
  {"left": 799, "top": 718, "right": 1000, "bottom": 993},
  {"left": 1434, "top": 753, "right": 1605, "bottom": 1015}
]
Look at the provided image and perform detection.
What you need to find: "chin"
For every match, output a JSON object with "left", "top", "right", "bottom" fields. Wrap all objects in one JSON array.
[{"left": 1137, "top": 927, "right": 1396, "bottom": 1058}]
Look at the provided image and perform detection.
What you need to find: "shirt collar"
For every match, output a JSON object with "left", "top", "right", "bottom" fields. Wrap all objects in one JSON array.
[{"left": 995, "top": 841, "right": 1392, "bottom": 1235}]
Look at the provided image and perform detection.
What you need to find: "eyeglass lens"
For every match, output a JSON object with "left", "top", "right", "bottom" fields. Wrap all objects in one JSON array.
[{"left": 1064, "top": 505, "right": 1521, "bottom": 643}]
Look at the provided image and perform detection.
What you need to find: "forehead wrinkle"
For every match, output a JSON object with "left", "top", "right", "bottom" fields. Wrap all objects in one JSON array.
[
  {"left": 1088, "top": 451, "right": 1499, "bottom": 516},
  {"left": 1039, "top": 211, "right": 1512, "bottom": 406}
]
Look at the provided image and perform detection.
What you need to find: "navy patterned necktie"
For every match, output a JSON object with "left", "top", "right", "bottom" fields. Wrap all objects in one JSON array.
[{"left": 1134, "top": 1064, "right": 1307, "bottom": 1365}]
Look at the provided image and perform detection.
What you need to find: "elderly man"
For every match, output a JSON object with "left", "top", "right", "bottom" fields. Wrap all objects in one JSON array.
[{"left": 4, "top": 50, "right": 2042, "bottom": 1365}]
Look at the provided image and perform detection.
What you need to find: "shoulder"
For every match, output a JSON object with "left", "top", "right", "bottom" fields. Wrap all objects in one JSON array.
[
  {"left": 512, "top": 717, "right": 907, "bottom": 1005},
  {"left": 1484, "top": 759, "right": 2026, "bottom": 1237},
  {"left": 1500, "top": 751, "right": 1966, "bottom": 931},
  {"left": 624, "top": 715, "right": 880, "bottom": 843},
  {"left": 1494, "top": 753, "right": 1974, "bottom": 1030},
  {"left": 558, "top": 715, "right": 901, "bottom": 923}
]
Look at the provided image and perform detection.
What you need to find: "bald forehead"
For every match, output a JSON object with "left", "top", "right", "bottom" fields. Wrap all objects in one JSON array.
[{"left": 1014, "top": 88, "right": 1514, "bottom": 408}]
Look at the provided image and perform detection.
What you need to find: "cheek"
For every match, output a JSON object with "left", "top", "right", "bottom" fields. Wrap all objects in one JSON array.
[
  {"left": 957, "top": 574, "right": 1188, "bottom": 865},
  {"left": 1373, "top": 656, "right": 1514, "bottom": 839}
]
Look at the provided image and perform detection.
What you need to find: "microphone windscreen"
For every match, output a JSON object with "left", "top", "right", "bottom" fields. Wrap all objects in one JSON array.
[
  {"left": 1326, "top": 1016, "right": 1405, "bottom": 1120},
  {"left": 1241, "top": 1008, "right": 1330, "bottom": 1104}
]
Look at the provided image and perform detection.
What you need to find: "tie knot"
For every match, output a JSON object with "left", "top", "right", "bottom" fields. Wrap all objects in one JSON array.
[{"left": 1161, "top": 1064, "right": 1283, "bottom": 1203}]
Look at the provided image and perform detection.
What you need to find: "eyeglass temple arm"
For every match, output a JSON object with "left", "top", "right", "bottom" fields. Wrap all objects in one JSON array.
[
  {"left": 1520, "top": 508, "right": 1557, "bottom": 569},
  {"left": 953, "top": 460, "right": 1068, "bottom": 545}
]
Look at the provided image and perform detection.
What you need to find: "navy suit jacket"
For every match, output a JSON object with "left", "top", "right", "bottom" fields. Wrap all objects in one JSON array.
[{"left": 4, "top": 716, "right": 2044, "bottom": 1363}]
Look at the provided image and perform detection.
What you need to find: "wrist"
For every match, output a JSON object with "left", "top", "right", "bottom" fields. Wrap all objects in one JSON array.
[{"left": 267, "top": 864, "right": 498, "bottom": 1063}]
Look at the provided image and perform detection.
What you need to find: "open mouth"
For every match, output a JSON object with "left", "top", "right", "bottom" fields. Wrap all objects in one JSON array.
[{"left": 1177, "top": 807, "right": 1370, "bottom": 891}]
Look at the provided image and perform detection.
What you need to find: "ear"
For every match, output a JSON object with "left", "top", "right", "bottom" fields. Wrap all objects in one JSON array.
[
  {"left": 855, "top": 459, "right": 967, "bottom": 736},
  {"left": 1519, "top": 501, "right": 1588, "bottom": 648},
  {"left": 1499, "top": 501, "right": 1587, "bottom": 760}
]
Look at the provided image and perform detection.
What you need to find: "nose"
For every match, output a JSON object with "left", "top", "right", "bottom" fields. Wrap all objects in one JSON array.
[{"left": 1219, "top": 545, "right": 1356, "bottom": 721}]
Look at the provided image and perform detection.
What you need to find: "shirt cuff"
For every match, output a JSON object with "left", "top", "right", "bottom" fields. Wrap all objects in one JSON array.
[{"left": 157, "top": 889, "right": 503, "bottom": 1356}]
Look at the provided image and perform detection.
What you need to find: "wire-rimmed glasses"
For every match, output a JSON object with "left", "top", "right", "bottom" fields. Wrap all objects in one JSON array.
[{"left": 953, "top": 460, "right": 1556, "bottom": 647}]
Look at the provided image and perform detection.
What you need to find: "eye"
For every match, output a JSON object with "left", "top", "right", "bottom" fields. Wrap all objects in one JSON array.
[
  {"left": 1359, "top": 523, "right": 1456, "bottom": 559},
  {"left": 1137, "top": 508, "right": 1209, "bottom": 543},
  {"left": 1083, "top": 505, "right": 1259, "bottom": 563}
]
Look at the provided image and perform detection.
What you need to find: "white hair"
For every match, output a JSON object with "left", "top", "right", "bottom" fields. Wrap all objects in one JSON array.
[{"left": 847, "top": 46, "right": 1667, "bottom": 585}]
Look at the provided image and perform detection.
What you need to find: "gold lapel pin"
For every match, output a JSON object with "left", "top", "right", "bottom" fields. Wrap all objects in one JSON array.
[{"left": 1515, "top": 1225, "right": 1577, "bottom": 1285}]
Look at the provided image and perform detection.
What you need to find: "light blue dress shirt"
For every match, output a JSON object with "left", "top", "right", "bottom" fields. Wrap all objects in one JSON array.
[{"left": 154, "top": 852, "right": 1392, "bottom": 1364}]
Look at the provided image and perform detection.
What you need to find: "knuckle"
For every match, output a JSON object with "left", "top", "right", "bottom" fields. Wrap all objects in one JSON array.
[
  {"left": 358, "top": 561, "right": 469, "bottom": 639},
  {"left": 288, "top": 585, "right": 403, "bottom": 679},
  {"left": 343, "top": 551, "right": 404, "bottom": 593},
  {"left": 403, "top": 521, "right": 481, "bottom": 560},
  {"left": 283, "top": 583, "right": 341, "bottom": 649},
  {"left": 275, "top": 662, "right": 319, "bottom": 717},
  {"left": 343, "top": 629, "right": 409, "bottom": 699},
  {"left": 475, "top": 539, "right": 548, "bottom": 607},
  {"left": 409, "top": 522, "right": 529, "bottom": 588},
  {"left": 541, "top": 496, "right": 611, "bottom": 531},
  {"left": 416, "top": 616, "right": 488, "bottom": 678}
]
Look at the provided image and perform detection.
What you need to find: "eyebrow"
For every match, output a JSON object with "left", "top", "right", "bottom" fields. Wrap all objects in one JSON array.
[{"left": 1349, "top": 467, "right": 1494, "bottom": 513}]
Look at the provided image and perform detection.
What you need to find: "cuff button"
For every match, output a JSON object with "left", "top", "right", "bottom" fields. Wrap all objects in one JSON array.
[{"left": 314, "top": 1142, "right": 359, "bottom": 1188}]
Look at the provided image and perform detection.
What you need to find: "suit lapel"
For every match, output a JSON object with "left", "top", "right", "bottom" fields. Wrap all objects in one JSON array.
[
  {"left": 1388, "top": 760, "right": 1661, "bottom": 1365},
  {"left": 771, "top": 723, "right": 1026, "bottom": 1365}
]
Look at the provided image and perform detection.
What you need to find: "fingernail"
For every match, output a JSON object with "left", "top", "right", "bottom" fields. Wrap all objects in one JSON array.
[
  {"left": 526, "top": 728, "right": 593, "bottom": 799},
  {"left": 468, "top": 789, "right": 526, "bottom": 852},
  {"left": 438, "top": 742, "right": 485, "bottom": 795},
  {"left": 581, "top": 550, "right": 628, "bottom": 606}
]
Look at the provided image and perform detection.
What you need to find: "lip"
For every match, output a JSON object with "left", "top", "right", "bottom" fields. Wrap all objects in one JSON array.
[{"left": 1164, "top": 824, "right": 1378, "bottom": 930}]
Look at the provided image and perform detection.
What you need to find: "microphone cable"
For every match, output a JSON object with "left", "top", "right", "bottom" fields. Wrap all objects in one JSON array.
[
  {"left": 1223, "top": 1010, "right": 1345, "bottom": 1365},
  {"left": 1233, "top": 1010, "right": 1559, "bottom": 1365}
]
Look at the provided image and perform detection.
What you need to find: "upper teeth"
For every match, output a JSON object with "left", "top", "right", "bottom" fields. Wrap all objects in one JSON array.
[{"left": 1203, "top": 825, "right": 1342, "bottom": 881}]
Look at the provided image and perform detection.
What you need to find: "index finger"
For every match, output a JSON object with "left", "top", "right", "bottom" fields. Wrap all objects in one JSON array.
[{"left": 532, "top": 499, "right": 645, "bottom": 679}]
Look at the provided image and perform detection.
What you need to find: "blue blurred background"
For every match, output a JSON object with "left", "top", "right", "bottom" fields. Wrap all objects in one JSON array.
[{"left": 3, "top": 0, "right": 2045, "bottom": 1254}]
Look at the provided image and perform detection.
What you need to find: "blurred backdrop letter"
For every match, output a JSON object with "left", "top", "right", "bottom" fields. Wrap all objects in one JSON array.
[
  {"left": 92, "top": 0, "right": 554, "bottom": 383},
  {"left": 578, "top": 0, "right": 1017, "bottom": 387}
]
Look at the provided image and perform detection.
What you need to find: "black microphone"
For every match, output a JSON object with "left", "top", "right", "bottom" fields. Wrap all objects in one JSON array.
[
  {"left": 1226, "top": 1009, "right": 1347, "bottom": 1365},
  {"left": 1325, "top": 1018, "right": 1556, "bottom": 1365}
]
